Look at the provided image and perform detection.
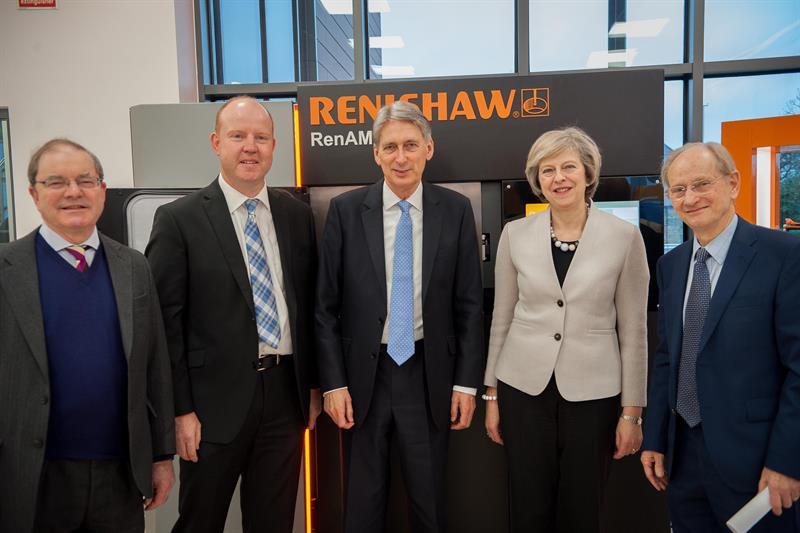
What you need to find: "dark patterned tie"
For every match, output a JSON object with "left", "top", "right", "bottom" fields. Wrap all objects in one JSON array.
[
  {"left": 64, "top": 245, "right": 89, "bottom": 272},
  {"left": 677, "top": 247, "right": 711, "bottom": 427}
]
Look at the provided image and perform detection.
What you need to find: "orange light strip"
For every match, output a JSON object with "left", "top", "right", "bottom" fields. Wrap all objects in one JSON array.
[
  {"left": 293, "top": 103, "right": 303, "bottom": 188},
  {"left": 304, "top": 428, "right": 312, "bottom": 533}
]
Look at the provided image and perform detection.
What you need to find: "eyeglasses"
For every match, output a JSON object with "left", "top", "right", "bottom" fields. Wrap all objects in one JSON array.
[
  {"left": 666, "top": 175, "right": 725, "bottom": 200},
  {"left": 34, "top": 176, "right": 103, "bottom": 190},
  {"left": 540, "top": 163, "right": 581, "bottom": 179}
]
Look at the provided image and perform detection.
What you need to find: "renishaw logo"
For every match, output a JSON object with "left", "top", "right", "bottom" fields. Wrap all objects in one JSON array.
[{"left": 308, "top": 88, "right": 550, "bottom": 126}]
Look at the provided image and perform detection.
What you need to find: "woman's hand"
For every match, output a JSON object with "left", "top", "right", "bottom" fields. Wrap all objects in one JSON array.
[
  {"left": 484, "top": 387, "right": 504, "bottom": 445},
  {"left": 614, "top": 408, "right": 643, "bottom": 459}
]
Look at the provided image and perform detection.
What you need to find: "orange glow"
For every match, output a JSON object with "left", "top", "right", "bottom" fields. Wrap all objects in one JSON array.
[
  {"left": 293, "top": 103, "right": 303, "bottom": 188},
  {"left": 304, "top": 428, "right": 312, "bottom": 533}
]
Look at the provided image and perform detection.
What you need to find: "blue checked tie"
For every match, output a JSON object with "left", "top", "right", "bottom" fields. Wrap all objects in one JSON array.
[
  {"left": 387, "top": 200, "right": 414, "bottom": 366},
  {"left": 677, "top": 247, "right": 711, "bottom": 427},
  {"left": 243, "top": 199, "right": 281, "bottom": 349}
]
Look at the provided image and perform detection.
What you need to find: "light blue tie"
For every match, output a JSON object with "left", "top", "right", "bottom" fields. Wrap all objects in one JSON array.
[
  {"left": 243, "top": 199, "right": 281, "bottom": 349},
  {"left": 677, "top": 247, "right": 711, "bottom": 427},
  {"left": 387, "top": 200, "right": 414, "bottom": 366}
]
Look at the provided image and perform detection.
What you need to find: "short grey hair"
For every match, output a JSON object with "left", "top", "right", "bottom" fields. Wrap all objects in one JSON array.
[
  {"left": 28, "top": 138, "right": 104, "bottom": 186},
  {"left": 660, "top": 142, "right": 737, "bottom": 188},
  {"left": 524, "top": 127, "right": 602, "bottom": 200},
  {"left": 372, "top": 101, "right": 432, "bottom": 146}
]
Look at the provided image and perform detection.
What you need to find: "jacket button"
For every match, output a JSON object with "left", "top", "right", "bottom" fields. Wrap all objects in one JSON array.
[
  {"left": 671, "top": 408, "right": 677, "bottom": 415},
  {"left": 557, "top": 299, "right": 564, "bottom": 307},
  {"left": 41, "top": 396, "right": 49, "bottom": 405},
  {"left": 370, "top": 352, "right": 377, "bottom": 359},
  {"left": 33, "top": 439, "right": 44, "bottom": 448},
  {"left": 554, "top": 333, "right": 562, "bottom": 341},
  {"left": 378, "top": 317, "right": 384, "bottom": 324}
]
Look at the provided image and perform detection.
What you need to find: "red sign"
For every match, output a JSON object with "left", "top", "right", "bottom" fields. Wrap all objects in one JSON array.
[{"left": 19, "top": 0, "right": 57, "bottom": 8}]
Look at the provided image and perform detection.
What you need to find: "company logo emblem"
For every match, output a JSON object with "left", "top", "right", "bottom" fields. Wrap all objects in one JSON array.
[{"left": 521, "top": 88, "right": 549, "bottom": 117}]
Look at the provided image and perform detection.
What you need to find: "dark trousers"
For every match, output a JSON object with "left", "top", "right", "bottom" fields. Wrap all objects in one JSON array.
[
  {"left": 172, "top": 357, "right": 305, "bottom": 533},
  {"left": 498, "top": 376, "right": 619, "bottom": 533},
  {"left": 33, "top": 459, "right": 144, "bottom": 533},
  {"left": 668, "top": 418, "right": 799, "bottom": 533},
  {"left": 342, "top": 342, "right": 449, "bottom": 533}
]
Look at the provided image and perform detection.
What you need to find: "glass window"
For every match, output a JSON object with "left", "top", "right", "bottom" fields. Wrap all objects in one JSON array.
[
  {"left": 219, "top": 0, "right": 264, "bottom": 84},
  {"left": 313, "top": 0, "right": 357, "bottom": 81},
  {"left": 779, "top": 147, "right": 800, "bottom": 229},
  {"left": 705, "top": 0, "right": 800, "bottom": 62},
  {"left": 0, "top": 110, "right": 13, "bottom": 243},
  {"left": 366, "top": 0, "right": 514, "bottom": 79},
  {"left": 529, "top": 0, "right": 684, "bottom": 72},
  {"left": 664, "top": 80, "right": 684, "bottom": 151},
  {"left": 702, "top": 73, "right": 800, "bottom": 142}
]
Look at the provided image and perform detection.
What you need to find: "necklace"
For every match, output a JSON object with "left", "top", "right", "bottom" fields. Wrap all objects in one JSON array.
[{"left": 550, "top": 224, "right": 578, "bottom": 252}]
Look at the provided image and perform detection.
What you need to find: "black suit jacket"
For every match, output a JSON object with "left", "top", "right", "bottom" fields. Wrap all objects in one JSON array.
[
  {"left": 0, "top": 231, "right": 175, "bottom": 533},
  {"left": 316, "top": 181, "right": 483, "bottom": 429},
  {"left": 145, "top": 178, "right": 317, "bottom": 444}
]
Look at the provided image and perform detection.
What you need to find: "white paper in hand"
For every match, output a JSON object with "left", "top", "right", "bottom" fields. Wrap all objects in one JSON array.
[{"left": 726, "top": 487, "right": 771, "bottom": 533}]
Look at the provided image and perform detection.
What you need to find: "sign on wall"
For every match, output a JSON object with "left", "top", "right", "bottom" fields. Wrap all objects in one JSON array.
[
  {"left": 18, "top": 0, "right": 56, "bottom": 8},
  {"left": 297, "top": 69, "right": 664, "bottom": 186}
]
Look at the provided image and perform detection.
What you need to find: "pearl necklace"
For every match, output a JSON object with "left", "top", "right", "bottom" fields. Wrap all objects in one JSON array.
[{"left": 550, "top": 224, "right": 579, "bottom": 252}]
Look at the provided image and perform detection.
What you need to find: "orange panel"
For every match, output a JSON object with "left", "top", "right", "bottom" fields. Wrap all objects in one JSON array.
[{"left": 721, "top": 115, "right": 800, "bottom": 225}]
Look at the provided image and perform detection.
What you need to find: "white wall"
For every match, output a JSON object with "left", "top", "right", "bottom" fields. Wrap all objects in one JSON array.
[{"left": 0, "top": 0, "right": 197, "bottom": 238}]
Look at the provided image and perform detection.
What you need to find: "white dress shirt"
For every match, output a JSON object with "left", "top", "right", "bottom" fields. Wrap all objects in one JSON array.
[
  {"left": 39, "top": 224, "right": 100, "bottom": 267},
  {"left": 682, "top": 214, "right": 738, "bottom": 323},
  {"left": 218, "top": 174, "right": 293, "bottom": 356}
]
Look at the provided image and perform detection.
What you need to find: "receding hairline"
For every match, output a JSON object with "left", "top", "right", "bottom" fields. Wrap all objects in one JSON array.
[
  {"left": 27, "top": 138, "right": 104, "bottom": 186},
  {"left": 214, "top": 95, "right": 274, "bottom": 134}
]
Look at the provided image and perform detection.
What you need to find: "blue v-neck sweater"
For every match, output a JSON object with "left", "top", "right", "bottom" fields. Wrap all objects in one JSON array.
[{"left": 35, "top": 234, "right": 128, "bottom": 459}]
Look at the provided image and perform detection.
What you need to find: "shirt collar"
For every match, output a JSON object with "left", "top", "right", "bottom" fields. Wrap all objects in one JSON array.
[
  {"left": 38, "top": 223, "right": 100, "bottom": 252},
  {"left": 382, "top": 181, "right": 423, "bottom": 213},
  {"left": 218, "top": 173, "right": 271, "bottom": 214},
  {"left": 692, "top": 213, "right": 738, "bottom": 265}
]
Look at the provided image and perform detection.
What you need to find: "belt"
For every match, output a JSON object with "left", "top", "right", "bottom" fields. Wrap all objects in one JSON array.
[{"left": 253, "top": 353, "right": 291, "bottom": 372}]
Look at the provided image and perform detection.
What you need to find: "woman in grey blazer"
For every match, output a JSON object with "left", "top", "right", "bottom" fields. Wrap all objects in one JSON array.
[{"left": 484, "top": 127, "right": 649, "bottom": 533}]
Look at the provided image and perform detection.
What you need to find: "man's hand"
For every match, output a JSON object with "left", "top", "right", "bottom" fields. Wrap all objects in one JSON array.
[
  {"left": 144, "top": 460, "right": 175, "bottom": 511},
  {"left": 308, "top": 388, "right": 322, "bottom": 430},
  {"left": 175, "top": 412, "right": 202, "bottom": 462},
  {"left": 450, "top": 391, "right": 475, "bottom": 430},
  {"left": 641, "top": 451, "right": 668, "bottom": 491},
  {"left": 484, "top": 387, "right": 503, "bottom": 445},
  {"left": 324, "top": 388, "right": 354, "bottom": 429},
  {"left": 759, "top": 467, "right": 800, "bottom": 516}
]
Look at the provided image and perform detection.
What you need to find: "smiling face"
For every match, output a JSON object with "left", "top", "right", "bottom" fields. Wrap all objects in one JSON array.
[
  {"left": 28, "top": 145, "right": 106, "bottom": 243},
  {"left": 211, "top": 98, "right": 276, "bottom": 197},
  {"left": 667, "top": 145, "right": 739, "bottom": 244},
  {"left": 537, "top": 149, "right": 587, "bottom": 211},
  {"left": 374, "top": 119, "right": 434, "bottom": 199}
]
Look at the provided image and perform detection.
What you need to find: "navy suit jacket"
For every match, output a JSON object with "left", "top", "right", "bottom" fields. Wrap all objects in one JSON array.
[
  {"left": 315, "top": 180, "right": 484, "bottom": 430},
  {"left": 643, "top": 217, "right": 800, "bottom": 492}
]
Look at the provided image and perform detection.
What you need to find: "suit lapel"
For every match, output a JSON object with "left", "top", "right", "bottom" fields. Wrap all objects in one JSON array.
[
  {"left": 698, "top": 220, "right": 756, "bottom": 352},
  {"left": 0, "top": 231, "right": 49, "bottom": 380},
  {"left": 268, "top": 188, "right": 297, "bottom": 326},
  {"left": 101, "top": 234, "right": 134, "bottom": 360},
  {"left": 202, "top": 179, "right": 255, "bottom": 313},
  {"left": 362, "top": 181, "right": 387, "bottom": 308},
  {"left": 667, "top": 242, "right": 692, "bottom": 367},
  {"left": 421, "top": 183, "right": 442, "bottom": 304}
]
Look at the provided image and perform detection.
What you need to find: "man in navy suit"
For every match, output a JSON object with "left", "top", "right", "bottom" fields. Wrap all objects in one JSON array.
[{"left": 642, "top": 142, "right": 800, "bottom": 532}]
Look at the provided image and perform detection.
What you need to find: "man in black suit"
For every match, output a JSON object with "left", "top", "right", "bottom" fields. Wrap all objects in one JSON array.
[
  {"left": 146, "top": 96, "right": 321, "bottom": 533},
  {"left": 316, "top": 101, "right": 483, "bottom": 533},
  {"left": 0, "top": 139, "right": 175, "bottom": 533}
]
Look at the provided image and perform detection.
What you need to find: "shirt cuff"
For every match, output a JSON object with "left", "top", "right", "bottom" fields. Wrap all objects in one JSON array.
[
  {"left": 452, "top": 385, "right": 477, "bottom": 396},
  {"left": 323, "top": 386, "right": 348, "bottom": 396},
  {"left": 153, "top": 454, "right": 175, "bottom": 463}
]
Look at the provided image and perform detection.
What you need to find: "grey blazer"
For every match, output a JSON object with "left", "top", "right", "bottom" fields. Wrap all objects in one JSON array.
[
  {"left": 0, "top": 230, "right": 175, "bottom": 533},
  {"left": 484, "top": 204, "right": 649, "bottom": 406}
]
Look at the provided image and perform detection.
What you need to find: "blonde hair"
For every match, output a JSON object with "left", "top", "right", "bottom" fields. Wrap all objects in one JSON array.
[{"left": 524, "top": 127, "right": 601, "bottom": 200}]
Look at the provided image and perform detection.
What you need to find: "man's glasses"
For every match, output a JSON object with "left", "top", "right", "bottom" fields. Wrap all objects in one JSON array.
[
  {"left": 666, "top": 175, "right": 725, "bottom": 200},
  {"left": 34, "top": 176, "right": 103, "bottom": 190}
]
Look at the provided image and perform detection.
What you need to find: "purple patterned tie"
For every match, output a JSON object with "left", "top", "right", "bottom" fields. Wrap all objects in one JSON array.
[{"left": 64, "top": 245, "right": 89, "bottom": 272}]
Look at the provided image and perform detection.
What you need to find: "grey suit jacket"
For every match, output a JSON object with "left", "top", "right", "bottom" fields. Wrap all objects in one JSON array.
[
  {"left": 0, "top": 229, "right": 175, "bottom": 533},
  {"left": 484, "top": 204, "right": 649, "bottom": 406}
]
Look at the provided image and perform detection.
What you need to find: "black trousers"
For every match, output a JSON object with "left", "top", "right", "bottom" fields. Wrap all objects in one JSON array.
[
  {"left": 342, "top": 342, "right": 449, "bottom": 533},
  {"left": 172, "top": 357, "right": 305, "bottom": 533},
  {"left": 668, "top": 418, "right": 799, "bottom": 533},
  {"left": 33, "top": 459, "right": 144, "bottom": 533},
  {"left": 498, "top": 376, "right": 619, "bottom": 533}
]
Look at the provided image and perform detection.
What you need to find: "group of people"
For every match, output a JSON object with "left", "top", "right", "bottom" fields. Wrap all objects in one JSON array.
[{"left": 0, "top": 95, "right": 797, "bottom": 533}]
